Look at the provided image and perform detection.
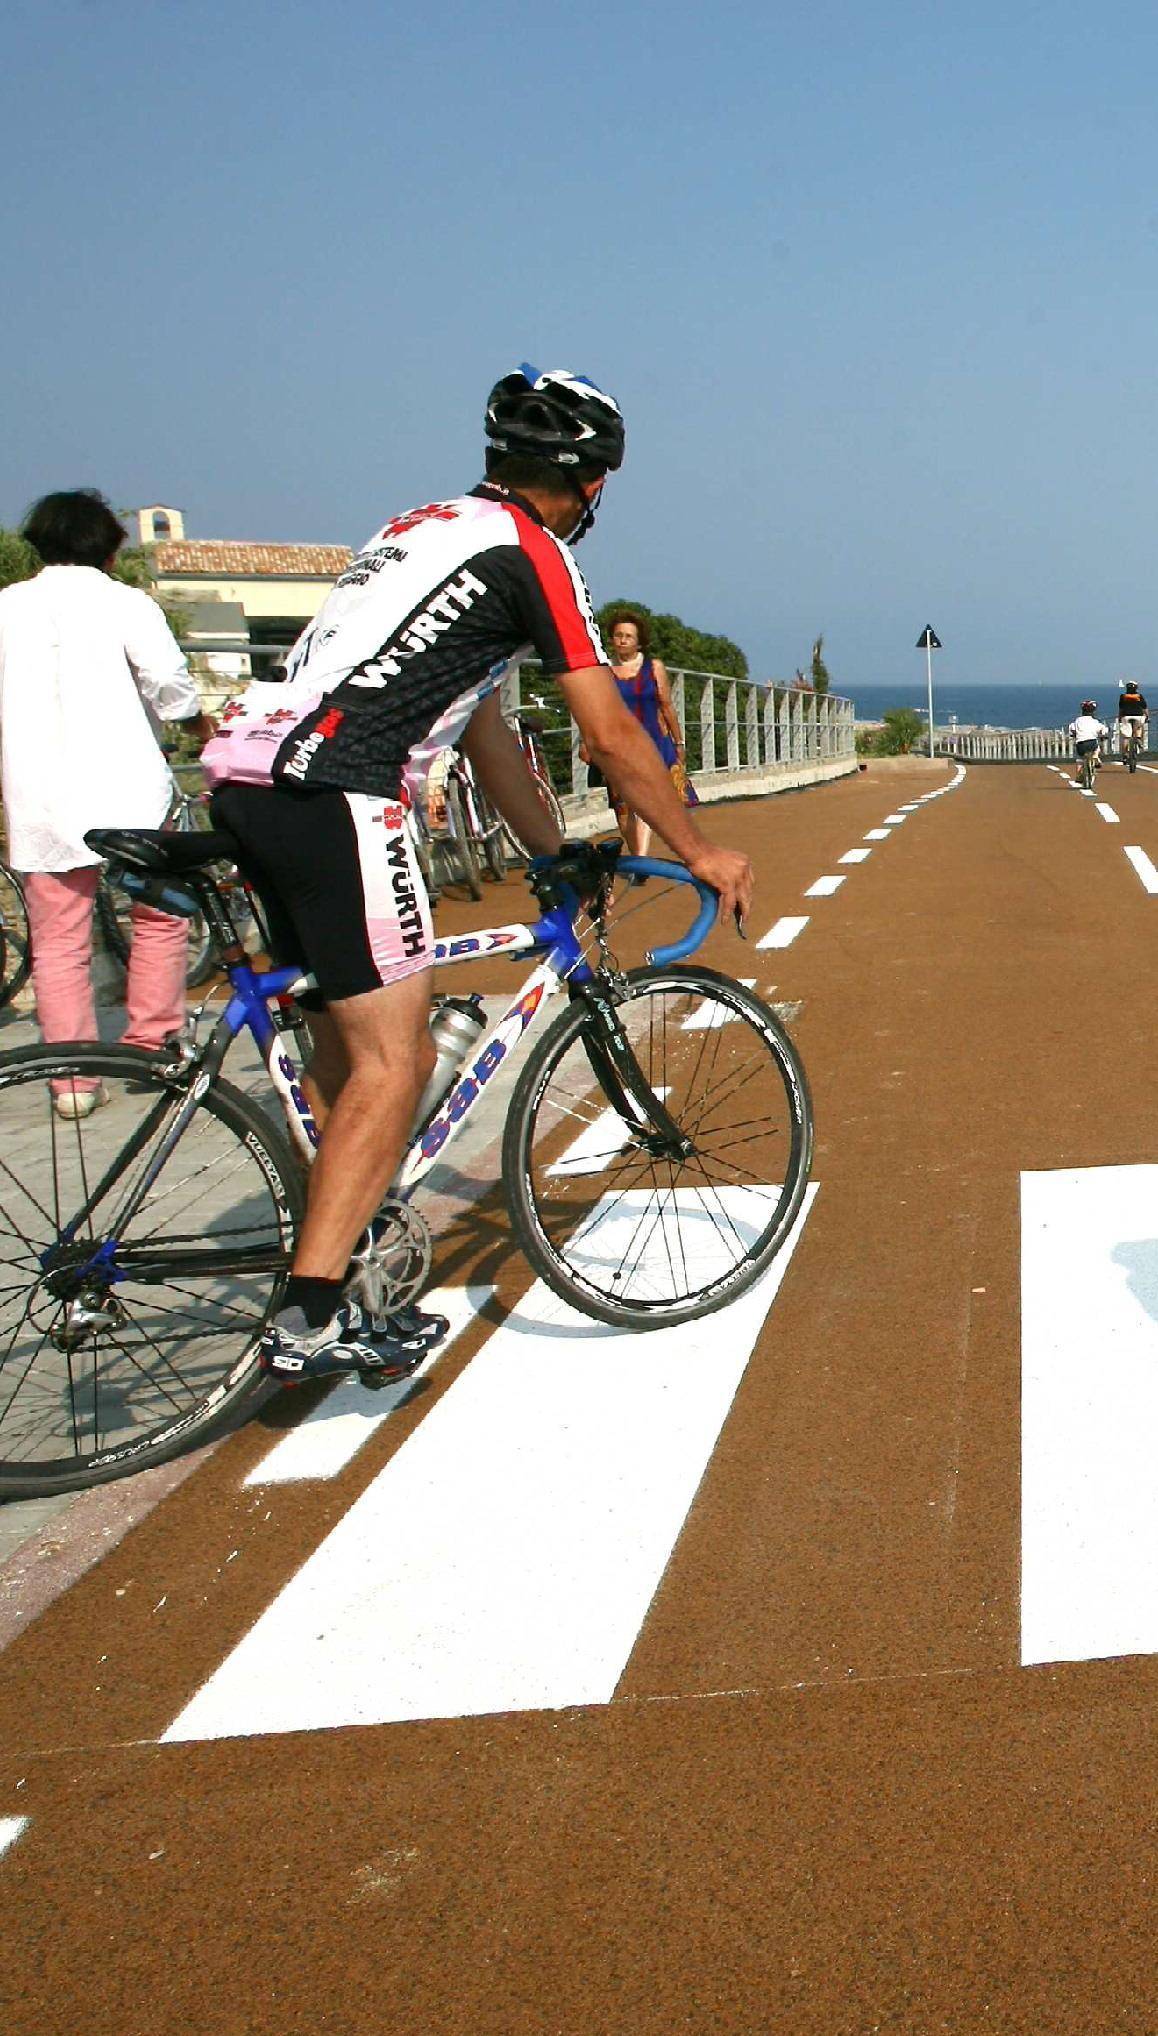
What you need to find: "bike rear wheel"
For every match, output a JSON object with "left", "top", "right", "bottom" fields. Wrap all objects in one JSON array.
[
  {"left": 0, "top": 1042, "right": 303, "bottom": 1496},
  {"left": 502, "top": 966, "right": 813, "bottom": 1329},
  {"left": 1081, "top": 752, "right": 1095, "bottom": 790}
]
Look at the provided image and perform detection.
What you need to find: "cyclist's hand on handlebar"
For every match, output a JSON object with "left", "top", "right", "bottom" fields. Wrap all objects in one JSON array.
[{"left": 686, "top": 844, "right": 754, "bottom": 931}]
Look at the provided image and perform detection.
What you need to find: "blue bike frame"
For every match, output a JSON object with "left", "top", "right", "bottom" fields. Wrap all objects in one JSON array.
[{"left": 210, "top": 857, "right": 718, "bottom": 1193}]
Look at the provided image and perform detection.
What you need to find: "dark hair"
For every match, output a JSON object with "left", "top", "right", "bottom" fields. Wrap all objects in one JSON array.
[
  {"left": 606, "top": 608, "right": 651, "bottom": 654},
  {"left": 22, "top": 489, "right": 126, "bottom": 569},
  {"left": 484, "top": 449, "right": 606, "bottom": 492}
]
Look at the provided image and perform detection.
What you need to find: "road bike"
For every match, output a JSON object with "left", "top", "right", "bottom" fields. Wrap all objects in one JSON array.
[
  {"left": 0, "top": 833, "right": 812, "bottom": 1497},
  {"left": 1122, "top": 724, "right": 1145, "bottom": 773},
  {"left": 1079, "top": 746, "right": 1098, "bottom": 792}
]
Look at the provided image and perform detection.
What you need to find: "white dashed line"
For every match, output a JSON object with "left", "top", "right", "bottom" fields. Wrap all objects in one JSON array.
[
  {"left": 757, "top": 916, "right": 809, "bottom": 949},
  {"left": 838, "top": 848, "right": 871, "bottom": 864},
  {"left": 804, "top": 875, "right": 845, "bottom": 898},
  {"left": 1095, "top": 805, "right": 1120, "bottom": 824},
  {"left": 883, "top": 813, "right": 908, "bottom": 824},
  {"left": 864, "top": 829, "right": 890, "bottom": 841},
  {"left": 1123, "top": 846, "right": 1158, "bottom": 894}
]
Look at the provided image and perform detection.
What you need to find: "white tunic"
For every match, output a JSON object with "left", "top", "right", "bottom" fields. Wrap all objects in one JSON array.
[{"left": 0, "top": 566, "right": 200, "bottom": 871}]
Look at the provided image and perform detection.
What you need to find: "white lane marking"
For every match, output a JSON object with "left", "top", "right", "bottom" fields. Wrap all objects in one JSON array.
[
  {"left": 1138, "top": 764, "right": 1158, "bottom": 777},
  {"left": 804, "top": 875, "right": 845, "bottom": 898},
  {"left": 246, "top": 1287, "right": 491, "bottom": 1486},
  {"left": 883, "top": 813, "right": 908, "bottom": 824},
  {"left": 898, "top": 803, "right": 919, "bottom": 811},
  {"left": 838, "top": 848, "right": 871, "bottom": 864},
  {"left": 1021, "top": 1166, "right": 1158, "bottom": 1666},
  {"left": 1095, "top": 804, "right": 1120, "bottom": 824},
  {"left": 1123, "top": 845, "right": 1158, "bottom": 894},
  {"left": 864, "top": 829, "right": 890, "bottom": 841},
  {"left": 164, "top": 1187, "right": 819, "bottom": 1739},
  {"left": 0, "top": 1817, "right": 29, "bottom": 1860},
  {"left": 682, "top": 985, "right": 755, "bottom": 1030},
  {"left": 550, "top": 1090, "right": 670, "bottom": 1166},
  {"left": 757, "top": 916, "right": 809, "bottom": 949}
]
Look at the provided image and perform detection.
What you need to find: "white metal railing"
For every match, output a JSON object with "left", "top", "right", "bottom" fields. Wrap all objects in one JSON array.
[
  {"left": 504, "top": 661, "right": 856, "bottom": 796},
  {"left": 939, "top": 725, "right": 1149, "bottom": 763}
]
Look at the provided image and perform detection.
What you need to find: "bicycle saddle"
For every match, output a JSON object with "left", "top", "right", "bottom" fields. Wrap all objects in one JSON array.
[{"left": 84, "top": 828, "right": 242, "bottom": 873}]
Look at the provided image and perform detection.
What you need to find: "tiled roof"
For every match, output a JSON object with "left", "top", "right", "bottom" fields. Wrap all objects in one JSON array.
[{"left": 155, "top": 541, "right": 352, "bottom": 578}]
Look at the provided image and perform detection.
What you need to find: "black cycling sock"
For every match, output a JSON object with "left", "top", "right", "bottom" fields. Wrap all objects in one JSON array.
[{"left": 281, "top": 1275, "right": 345, "bottom": 1329}]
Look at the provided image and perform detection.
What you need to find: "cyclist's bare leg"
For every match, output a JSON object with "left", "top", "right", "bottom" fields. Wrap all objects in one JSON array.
[
  {"left": 291, "top": 970, "right": 436, "bottom": 1282},
  {"left": 621, "top": 810, "right": 653, "bottom": 858}
]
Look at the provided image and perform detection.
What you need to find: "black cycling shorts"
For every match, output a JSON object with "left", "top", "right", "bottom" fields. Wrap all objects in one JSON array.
[{"left": 211, "top": 781, "right": 433, "bottom": 1006}]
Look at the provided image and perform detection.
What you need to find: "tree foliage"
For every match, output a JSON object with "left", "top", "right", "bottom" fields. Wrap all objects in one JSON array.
[
  {"left": 0, "top": 530, "right": 39, "bottom": 591},
  {"left": 596, "top": 599, "right": 748, "bottom": 680},
  {"left": 857, "top": 706, "right": 926, "bottom": 756},
  {"left": 810, "top": 634, "right": 831, "bottom": 696}
]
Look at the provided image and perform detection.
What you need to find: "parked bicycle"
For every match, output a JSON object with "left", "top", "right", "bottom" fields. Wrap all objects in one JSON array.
[
  {"left": 0, "top": 834, "right": 812, "bottom": 1497},
  {"left": 503, "top": 708, "right": 567, "bottom": 858}
]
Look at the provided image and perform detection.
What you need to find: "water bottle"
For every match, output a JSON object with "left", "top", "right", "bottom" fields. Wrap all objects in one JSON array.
[{"left": 412, "top": 995, "right": 487, "bottom": 1129}]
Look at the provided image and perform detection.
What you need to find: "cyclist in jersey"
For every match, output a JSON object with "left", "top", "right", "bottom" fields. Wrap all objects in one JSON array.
[
  {"left": 1117, "top": 680, "right": 1148, "bottom": 760},
  {"left": 202, "top": 364, "right": 754, "bottom": 1385}
]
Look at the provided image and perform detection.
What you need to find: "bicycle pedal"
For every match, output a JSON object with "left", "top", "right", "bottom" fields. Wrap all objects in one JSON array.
[{"left": 356, "top": 1359, "right": 423, "bottom": 1393}]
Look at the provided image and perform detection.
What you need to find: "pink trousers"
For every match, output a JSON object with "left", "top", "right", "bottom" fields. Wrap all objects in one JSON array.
[{"left": 22, "top": 867, "right": 189, "bottom": 1090}]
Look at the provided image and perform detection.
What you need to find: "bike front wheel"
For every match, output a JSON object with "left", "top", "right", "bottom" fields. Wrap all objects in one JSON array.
[
  {"left": 0, "top": 1043, "right": 304, "bottom": 1496},
  {"left": 502, "top": 966, "right": 813, "bottom": 1329},
  {"left": 0, "top": 865, "right": 31, "bottom": 1010}
]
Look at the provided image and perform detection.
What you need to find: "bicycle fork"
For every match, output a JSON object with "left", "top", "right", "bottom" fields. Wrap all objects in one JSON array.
[{"left": 573, "top": 984, "right": 694, "bottom": 1160}]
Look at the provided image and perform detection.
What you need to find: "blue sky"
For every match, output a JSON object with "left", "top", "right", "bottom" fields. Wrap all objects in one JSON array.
[{"left": 6, "top": 0, "right": 1158, "bottom": 690}]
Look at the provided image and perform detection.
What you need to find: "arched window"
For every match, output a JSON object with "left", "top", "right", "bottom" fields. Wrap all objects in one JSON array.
[{"left": 151, "top": 511, "right": 172, "bottom": 541}]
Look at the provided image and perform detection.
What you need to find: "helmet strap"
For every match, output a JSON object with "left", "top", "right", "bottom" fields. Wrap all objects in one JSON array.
[{"left": 562, "top": 473, "right": 601, "bottom": 545}]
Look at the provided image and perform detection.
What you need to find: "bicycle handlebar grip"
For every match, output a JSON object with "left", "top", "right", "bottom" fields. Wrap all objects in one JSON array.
[{"left": 617, "top": 857, "right": 719, "bottom": 966}]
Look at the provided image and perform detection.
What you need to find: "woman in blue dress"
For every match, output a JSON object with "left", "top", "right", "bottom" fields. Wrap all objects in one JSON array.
[{"left": 605, "top": 610, "right": 698, "bottom": 856}]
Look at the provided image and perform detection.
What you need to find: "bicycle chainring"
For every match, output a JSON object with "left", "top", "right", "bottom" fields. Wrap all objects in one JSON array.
[{"left": 346, "top": 1199, "right": 433, "bottom": 1316}]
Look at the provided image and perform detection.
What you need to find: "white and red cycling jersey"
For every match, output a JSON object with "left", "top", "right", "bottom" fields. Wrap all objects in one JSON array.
[{"left": 202, "top": 483, "right": 608, "bottom": 801}]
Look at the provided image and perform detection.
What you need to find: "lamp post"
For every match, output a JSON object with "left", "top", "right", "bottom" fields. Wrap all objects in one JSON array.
[{"left": 916, "top": 626, "right": 942, "bottom": 757}]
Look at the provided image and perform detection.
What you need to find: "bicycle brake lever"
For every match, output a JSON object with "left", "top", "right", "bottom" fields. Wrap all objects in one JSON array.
[{"left": 734, "top": 906, "right": 747, "bottom": 939}]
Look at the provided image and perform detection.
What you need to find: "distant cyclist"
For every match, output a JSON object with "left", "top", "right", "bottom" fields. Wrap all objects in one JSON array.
[
  {"left": 1069, "top": 699, "right": 1107, "bottom": 782},
  {"left": 1117, "top": 680, "right": 1148, "bottom": 763}
]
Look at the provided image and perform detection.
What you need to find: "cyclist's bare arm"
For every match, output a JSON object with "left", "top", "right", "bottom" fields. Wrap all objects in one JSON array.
[
  {"left": 558, "top": 666, "right": 754, "bottom": 927},
  {"left": 460, "top": 693, "right": 564, "bottom": 858}
]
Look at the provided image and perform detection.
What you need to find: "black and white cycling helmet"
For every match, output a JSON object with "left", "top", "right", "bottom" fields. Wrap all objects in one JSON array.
[{"left": 485, "top": 363, "right": 625, "bottom": 473}]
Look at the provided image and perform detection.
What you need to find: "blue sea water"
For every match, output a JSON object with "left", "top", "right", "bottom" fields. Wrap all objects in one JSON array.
[{"left": 848, "top": 681, "right": 1120, "bottom": 729}]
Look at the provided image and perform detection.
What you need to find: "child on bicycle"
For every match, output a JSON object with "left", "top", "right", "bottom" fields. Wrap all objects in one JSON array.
[{"left": 1069, "top": 700, "right": 1107, "bottom": 781}]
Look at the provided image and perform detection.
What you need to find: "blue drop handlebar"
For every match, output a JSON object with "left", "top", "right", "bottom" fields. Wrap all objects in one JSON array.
[{"left": 614, "top": 856, "right": 719, "bottom": 966}]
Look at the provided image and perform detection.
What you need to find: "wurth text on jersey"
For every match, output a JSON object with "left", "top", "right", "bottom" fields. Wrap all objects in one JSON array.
[{"left": 349, "top": 569, "right": 488, "bottom": 691}]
